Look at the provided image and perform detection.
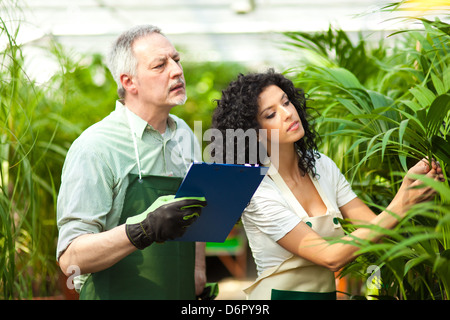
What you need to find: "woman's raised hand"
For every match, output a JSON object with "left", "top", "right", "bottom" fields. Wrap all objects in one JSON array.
[{"left": 396, "top": 158, "right": 445, "bottom": 212}]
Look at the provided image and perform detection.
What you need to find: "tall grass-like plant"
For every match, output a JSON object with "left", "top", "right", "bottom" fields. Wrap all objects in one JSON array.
[
  {"left": 0, "top": 0, "right": 116, "bottom": 298},
  {"left": 0, "top": 2, "right": 59, "bottom": 298},
  {"left": 284, "top": 8, "right": 450, "bottom": 299}
]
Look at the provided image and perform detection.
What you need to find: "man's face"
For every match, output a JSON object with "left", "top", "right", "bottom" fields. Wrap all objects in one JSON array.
[{"left": 131, "top": 33, "right": 186, "bottom": 109}]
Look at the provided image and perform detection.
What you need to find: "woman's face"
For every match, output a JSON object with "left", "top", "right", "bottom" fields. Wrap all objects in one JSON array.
[{"left": 257, "top": 85, "right": 305, "bottom": 147}]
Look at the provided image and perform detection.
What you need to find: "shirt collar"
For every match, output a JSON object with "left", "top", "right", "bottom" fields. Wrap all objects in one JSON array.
[{"left": 116, "top": 100, "right": 178, "bottom": 139}]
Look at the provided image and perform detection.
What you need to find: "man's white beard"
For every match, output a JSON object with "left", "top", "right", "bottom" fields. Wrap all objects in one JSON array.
[{"left": 172, "top": 94, "right": 187, "bottom": 106}]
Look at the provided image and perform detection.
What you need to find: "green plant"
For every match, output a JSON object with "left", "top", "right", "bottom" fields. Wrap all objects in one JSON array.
[
  {"left": 0, "top": 4, "right": 61, "bottom": 298},
  {"left": 173, "top": 61, "right": 249, "bottom": 152},
  {"left": 284, "top": 11, "right": 450, "bottom": 299}
]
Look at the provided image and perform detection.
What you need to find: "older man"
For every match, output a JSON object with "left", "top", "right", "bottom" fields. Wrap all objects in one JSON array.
[{"left": 57, "top": 25, "right": 207, "bottom": 300}]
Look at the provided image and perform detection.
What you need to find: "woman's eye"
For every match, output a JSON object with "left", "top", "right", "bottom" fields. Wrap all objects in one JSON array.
[
  {"left": 283, "top": 100, "right": 290, "bottom": 107},
  {"left": 266, "top": 112, "right": 276, "bottom": 119}
]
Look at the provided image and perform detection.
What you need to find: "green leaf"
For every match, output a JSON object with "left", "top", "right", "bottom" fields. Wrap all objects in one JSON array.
[
  {"left": 443, "top": 65, "right": 450, "bottom": 92},
  {"left": 402, "top": 100, "right": 423, "bottom": 113},
  {"left": 324, "top": 67, "right": 364, "bottom": 89},
  {"left": 381, "top": 127, "right": 397, "bottom": 161},
  {"left": 426, "top": 94, "right": 450, "bottom": 137},
  {"left": 336, "top": 97, "right": 363, "bottom": 116},
  {"left": 431, "top": 135, "right": 450, "bottom": 165},
  {"left": 368, "top": 91, "right": 393, "bottom": 109},
  {"left": 399, "top": 154, "right": 408, "bottom": 171},
  {"left": 431, "top": 73, "right": 446, "bottom": 95},
  {"left": 433, "top": 254, "right": 450, "bottom": 273},
  {"left": 404, "top": 256, "right": 430, "bottom": 276},
  {"left": 398, "top": 119, "right": 409, "bottom": 146},
  {"left": 410, "top": 86, "right": 436, "bottom": 108},
  {"left": 409, "top": 173, "right": 450, "bottom": 200},
  {"left": 378, "top": 232, "right": 442, "bottom": 262}
]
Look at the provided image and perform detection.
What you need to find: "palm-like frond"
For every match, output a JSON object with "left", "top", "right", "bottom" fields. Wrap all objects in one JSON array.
[{"left": 285, "top": 14, "right": 450, "bottom": 299}]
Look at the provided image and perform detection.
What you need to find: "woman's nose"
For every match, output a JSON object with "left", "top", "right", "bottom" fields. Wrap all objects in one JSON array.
[{"left": 280, "top": 105, "right": 293, "bottom": 120}]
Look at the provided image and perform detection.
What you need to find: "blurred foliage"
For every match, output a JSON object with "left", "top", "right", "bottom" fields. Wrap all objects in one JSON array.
[
  {"left": 178, "top": 61, "right": 249, "bottom": 129},
  {"left": 174, "top": 61, "right": 249, "bottom": 150}
]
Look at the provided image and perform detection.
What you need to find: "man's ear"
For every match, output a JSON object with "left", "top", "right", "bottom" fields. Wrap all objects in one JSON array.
[{"left": 120, "top": 74, "right": 138, "bottom": 95}]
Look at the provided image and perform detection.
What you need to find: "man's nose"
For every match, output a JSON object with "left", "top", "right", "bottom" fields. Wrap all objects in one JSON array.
[{"left": 169, "top": 59, "right": 183, "bottom": 78}]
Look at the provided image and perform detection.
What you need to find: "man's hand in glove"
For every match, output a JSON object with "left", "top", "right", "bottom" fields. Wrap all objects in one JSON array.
[{"left": 125, "top": 195, "right": 207, "bottom": 249}]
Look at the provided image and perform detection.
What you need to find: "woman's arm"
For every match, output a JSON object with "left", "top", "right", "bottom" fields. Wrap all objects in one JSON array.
[
  {"left": 277, "top": 159, "right": 443, "bottom": 272},
  {"left": 277, "top": 199, "right": 405, "bottom": 272}
]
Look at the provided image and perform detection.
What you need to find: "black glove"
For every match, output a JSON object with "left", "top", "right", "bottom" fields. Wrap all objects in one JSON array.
[
  {"left": 197, "top": 282, "right": 219, "bottom": 300},
  {"left": 125, "top": 195, "right": 207, "bottom": 249}
]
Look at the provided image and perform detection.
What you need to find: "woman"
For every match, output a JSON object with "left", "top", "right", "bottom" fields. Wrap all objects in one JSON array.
[{"left": 211, "top": 69, "right": 444, "bottom": 300}]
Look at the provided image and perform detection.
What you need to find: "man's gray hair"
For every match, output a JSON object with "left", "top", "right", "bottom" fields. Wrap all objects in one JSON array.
[{"left": 107, "top": 25, "right": 163, "bottom": 99}]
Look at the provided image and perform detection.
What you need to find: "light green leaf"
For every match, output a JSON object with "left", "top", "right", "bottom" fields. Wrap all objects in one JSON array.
[
  {"left": 409, "top": 86, "right": 436, "bottom": 108},
  {"left": 398, "top": 119, "right": 409, "bottom": 146},
  {"left": 402, "top": 100, "right": 423, "bottom": 112},
  {"left": 431, "top": 73, "right": 446, "bottom": 95},
  {"left": 381, "top": 127, "right": 397, "bottom": 161},
  {"left": 368, "top": 91, "right": 394, "bottom": 109},
  {"left": 443, "top": 65, "right": 450, "bottom": 92},
  {"left": 324, "top": 67, "right": 364, "bottom": 89},
  {"left": 336, "top": 97, "right": 363, "bottom": 115}
]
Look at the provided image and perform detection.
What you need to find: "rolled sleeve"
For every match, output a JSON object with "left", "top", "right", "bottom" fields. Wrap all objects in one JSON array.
[{"left": 56, "top": 139, "right": 114, "bottom": 260}]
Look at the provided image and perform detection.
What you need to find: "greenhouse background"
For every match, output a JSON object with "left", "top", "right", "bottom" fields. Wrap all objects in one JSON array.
[
  {"left": 1, "top": 0, "right": 449, "bottom": 300},
  {"left": 7, "top": 0, "right": 422, "bottom": 82}
]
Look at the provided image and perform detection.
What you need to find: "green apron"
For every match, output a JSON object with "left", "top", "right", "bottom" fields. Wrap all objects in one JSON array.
[{"left": 79, "top": 174, "right": 196, "bottom": 300}]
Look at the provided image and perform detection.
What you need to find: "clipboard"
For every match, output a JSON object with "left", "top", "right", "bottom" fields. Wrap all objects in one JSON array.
[{"left": 174, "top": 162, "right": 268, "bottom": 242}]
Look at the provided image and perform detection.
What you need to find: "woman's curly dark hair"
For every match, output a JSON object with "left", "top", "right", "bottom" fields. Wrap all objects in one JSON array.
[{"left": 211, "top": 69, "right": 320, "bottom": 177}]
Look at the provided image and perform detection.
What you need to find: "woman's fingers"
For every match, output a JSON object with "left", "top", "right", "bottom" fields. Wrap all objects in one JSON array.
[{"left": 397, "top": 158, "right": 446, "bottom": 210}]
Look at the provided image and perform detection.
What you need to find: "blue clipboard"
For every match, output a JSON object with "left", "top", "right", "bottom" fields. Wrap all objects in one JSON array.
[{"left": 174, "top": 162, "right": 268, "bottom": 243}]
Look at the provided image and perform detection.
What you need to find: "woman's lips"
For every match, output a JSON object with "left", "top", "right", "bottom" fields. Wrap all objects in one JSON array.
[{"left": 287, "top": 121, "right": 299, "bottom": 132}]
